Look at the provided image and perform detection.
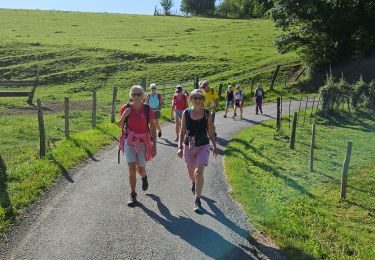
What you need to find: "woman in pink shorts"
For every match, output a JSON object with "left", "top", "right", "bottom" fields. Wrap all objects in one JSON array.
[{"left": 177, "top": 89, "right": 217, "bottom": 213}]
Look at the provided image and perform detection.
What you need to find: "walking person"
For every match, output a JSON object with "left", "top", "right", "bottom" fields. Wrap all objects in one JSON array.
[
  {"left": 254, "top": 83, "right": 265, "bottom": 114},
  {"left": 177, "top": 89, "right": 217, "bottom": 213},
  {"left": 223, "top": 85, "right": 234, "bottom": 118},
  {"left": 145, "top": 83, "right": 163, "bottom": 138},
  {"left": 171, "top": 86, "right": 189, "bottom": 141},
  {"left": 118, "top": 85, "right": 157, "bottom": 207},
  {"left": 233, "top": 84, "right": 244, "bottom": 119},
  {"left": 199, "top": 80, "right": 219, "bottom": 136}
]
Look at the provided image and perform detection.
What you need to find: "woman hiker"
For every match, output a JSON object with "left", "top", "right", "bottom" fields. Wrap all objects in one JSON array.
[
  {"left": 171, "top": 85, "right": 189, "bottom": 141},
  {"left": 233, "top": 84, "right": 244, "bottom": 119},
  {"left": 223, "top": 85, "right": 234, "bottom": 118},
  {"left": 254, "top": 83, "right": 265, "bottom": 115},
  {"left": 118, "top": 85, "right": 157, "bottom": 207},
  {"left": 145, "top": 83, "right": 163, "bottom": 138},
  {"left": 177, "top": 89, "right": 217, "bottom": 213}
]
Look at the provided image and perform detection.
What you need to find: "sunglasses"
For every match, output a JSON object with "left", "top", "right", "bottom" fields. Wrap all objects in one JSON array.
[
  {"left": 151, "top": 88, "right": 156, "bottom": 90},
  {"left": 131, "top": 93, "right": 142, "bottom": 97},
  {"left": 191, "top": 96, "right": 203, "bottom": 100}
]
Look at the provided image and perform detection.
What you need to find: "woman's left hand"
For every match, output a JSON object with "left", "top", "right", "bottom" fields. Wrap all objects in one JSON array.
[
  {"left": 152, "top": 146, "right": 157, "bottom": 158},
  {"left": 212, "top": 146, "right": 217, "bottom": 158}
]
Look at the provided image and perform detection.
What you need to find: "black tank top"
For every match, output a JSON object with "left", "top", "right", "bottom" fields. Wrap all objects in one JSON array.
[{"left": 185, "top": 109, "right": 210, "bottom": 146}]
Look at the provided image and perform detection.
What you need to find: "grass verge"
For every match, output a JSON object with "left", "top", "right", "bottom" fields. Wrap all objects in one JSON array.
[{"left": 224, "top": 109, "right": 375, "bottom": 258}]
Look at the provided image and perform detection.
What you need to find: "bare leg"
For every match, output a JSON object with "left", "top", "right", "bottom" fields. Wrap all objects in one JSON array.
[
  {"left": 155, "top": 119, "right": 161, "bottom": 132},
  {"left": 187, "top": 166, "right": 195, "bottom": 183},
  {"left": 136, "top": 165, "right": 146, "bottom": 177},
  {"left": 128, "top": 163, "right": 137, "bottom": 192},
  {"left": 194, "top": 165, "right": 205, "bottom": 198}
]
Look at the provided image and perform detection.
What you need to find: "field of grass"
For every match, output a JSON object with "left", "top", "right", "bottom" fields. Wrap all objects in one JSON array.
[
  {"left": 224, "top": 109, "right": 375, "bottom": 258},
  {"left": 0, "top": 9, "right": 303, "bottom": 230}
]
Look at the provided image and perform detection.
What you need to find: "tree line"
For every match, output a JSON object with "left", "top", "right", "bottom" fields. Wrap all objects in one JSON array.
[{"left": 158, "top": 0, "right": 375, "bottom": 70}]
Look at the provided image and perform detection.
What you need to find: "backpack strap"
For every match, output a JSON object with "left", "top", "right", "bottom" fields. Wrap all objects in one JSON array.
[
  {"left": 144, "top": 104, "right": 151, "bottom": 134},
  {"left": 184, "top": 109, "right": 191, "bottom": 130},
  {"left": 123, "top": 103, "right": 131, "bottom": 131}
]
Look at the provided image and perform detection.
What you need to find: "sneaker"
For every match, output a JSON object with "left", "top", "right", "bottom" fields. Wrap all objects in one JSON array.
[
  {"left": 194, "top": 197, "right": 202, "bottom": 213},
  {"left": 191, "top": 182, "right": 195, "bottom": 195},
  {"left": 142, "top": 176, "right": 148, "bottom": 191},
  {"left": 158, "top": 131, "right": 162, "bottom": 138},
  {"left": 223, "top": 115, "right": 227, "bottom": 118},
  {"left": 234, "top": 112, "right": 237, "bottom": 117},
  {"left": 174, "top": 137, "right": 178, "bottom": 142},
  {"left": 127, "top": 191, "right": 137, "bottom": 207}
]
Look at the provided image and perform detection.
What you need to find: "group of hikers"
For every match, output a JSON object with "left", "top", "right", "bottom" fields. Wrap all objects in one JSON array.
[{"left": 117, "top": 81, "right": 265, "bottom": 212}]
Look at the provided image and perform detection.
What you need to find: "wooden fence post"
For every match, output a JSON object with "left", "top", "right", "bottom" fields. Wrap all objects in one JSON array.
[
  {"left": 276, "top": 97, "right": 281, "bottom": 131},
  {"left": 27, "top": 69, "right": 39, "bottom": 104},
  {"left": 194, "top": 77, "right": 199, "bottom": 89},
  {"left": 288, "top": 99, "right": 292, "bottom": 128},
  {"left": 340, "top": 141, "right": 352, "bottom": 199},
  {"left": 140, "top": 78, "right": 146, "bottom": 90},
  {"left": 111, "top": 86, "right": 118, "bottom": 123},
  {"left": 64, "top": 97, "right": 69, "bottom": 138},
  {"left": 270, "top": 65, "right": 281, "bottom": 91},
  {"left": 310, "top": 96, "right": 316, "bottom": 122},
  {"left": 303, "top": 97, "right": 309, "bottom": 124},
  {"left": 290, "top": 112, "right": 297, "bottom": 149},
  {"left": 37, "top": 99, "right": 46, "bottom": 157},
  {"left": 218, "top": 83, "right": 223, "bottom": 97},
  {"left": 310, "top": 123, "right": 316, "bottom": 172},
  {"left": 92, "top": 89, "right": 96, "bottom": 128},
  {"left": 297, "top": 98, "right": 302, "bottom": 123}
]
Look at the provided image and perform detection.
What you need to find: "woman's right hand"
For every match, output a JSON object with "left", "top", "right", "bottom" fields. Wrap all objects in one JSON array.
[{"left": 177, "top": 147, "right": 183, "bottom": 158}]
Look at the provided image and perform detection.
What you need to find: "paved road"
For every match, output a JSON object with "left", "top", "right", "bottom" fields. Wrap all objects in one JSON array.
[{"left": 1, "top": 99, "right": 312, "bottom": 260}]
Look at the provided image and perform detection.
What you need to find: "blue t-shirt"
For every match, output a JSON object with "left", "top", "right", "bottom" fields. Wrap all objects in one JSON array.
[{"left": 149, "top": 93, "right": 160, "bottom": 110}]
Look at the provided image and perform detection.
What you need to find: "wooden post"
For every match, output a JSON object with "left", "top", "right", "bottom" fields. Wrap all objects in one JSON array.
[
  {"left": 218, "top": 83, "right": 223, "bottom": 97},
  {"left": 290, "top": 112, "right": 297, "bottom": 149},
  {"left": 28, "top": 69, "right": 39, "bottom": 104},
  {"left": 194, "top": 77, "right": 199, "bottom": 89},
  {"left": 310, "top": 123, "right": 316, "bottom": 172},
  {"left": 111, "top": 86, "right": 118, "bottom": 123},
  {"left": 280, "top": 95, "right": 283, "bottom": 118},
  {"left": 64, "top": 97, "right": 69, "bottom": 138},
  {"left": 92, "top": 89, "right": 96, "bottom": 128},
  {"left": 288, "top": 99, "right": 292, "bottom": 128},
  {"left": 270, "top": 65, "right": 281, "bottom": 91},
  {"left": 295, "top": 68, "right": 306, "bottom": 81},
  {"left": 140, "top": 78, "right": 146, "bottom": 90},
  {"left": 276, "top": 97, "right": 281, "bottom": 131},
  {"left": 297, "top": 98, "right": 302, "bottom": 123},
  {"left": 340, "top": 141, "right": 352, "bottom": 199},
  {"left": 303, "top": 97, "right": 309, "bottom": 124},
  {"left": 310, "top": 96, "right": 316, "bottom": 122},
  {"left": 250, "top": 78, "right": 254, "bottom": 97},
  {"left": 37, "top": 99, "right": 46, "bottom": 157}
]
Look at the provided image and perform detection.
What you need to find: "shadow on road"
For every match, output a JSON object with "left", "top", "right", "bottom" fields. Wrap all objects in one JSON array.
[
  {"left": 0, "top": 156, "right": 14, "bottom": 219},
  {"left": 140, "top": 194, "right": 255, "bottom": 259}
]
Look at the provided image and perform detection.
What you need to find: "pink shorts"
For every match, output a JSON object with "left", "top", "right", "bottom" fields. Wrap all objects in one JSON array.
[{"left": 183, "top": 144, "right": 210, "bottom": 169}]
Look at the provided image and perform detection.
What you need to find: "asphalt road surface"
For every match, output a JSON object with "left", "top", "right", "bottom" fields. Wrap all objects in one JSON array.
[{"left": 1, "top": 99, "right": 313, "bottom": 260}]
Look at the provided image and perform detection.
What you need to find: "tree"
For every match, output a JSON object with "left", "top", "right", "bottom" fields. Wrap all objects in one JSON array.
[
  {"left": 271, "top": 0, "right": 375, "bottom": 69},
  {"left": 217, "top": 0, "right": 273, "bottom": 18},
  {"left": 160, "top": 0, "right": 174, "bottom": 15},
  {"left": 180, "top": 0, "right": 216, "bottom": 16}
]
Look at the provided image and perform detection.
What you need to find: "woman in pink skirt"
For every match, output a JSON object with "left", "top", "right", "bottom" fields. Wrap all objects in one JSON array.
[{"left": 177, "top": 89, "right": 217, "bottom": 213}]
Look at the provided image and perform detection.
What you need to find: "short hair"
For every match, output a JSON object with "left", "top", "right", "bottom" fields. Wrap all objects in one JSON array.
[
  {"left": 129, "top": 85, "right": 145, "bottom": 99},
  {"left": 190, "top": 89, "right": 206, "bottom": 102}
]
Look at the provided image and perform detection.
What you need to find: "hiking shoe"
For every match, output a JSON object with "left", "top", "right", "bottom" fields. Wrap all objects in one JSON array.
[
  {"left": 158, "top": 131, "right": 162, "bottom": 138},
  {"left": 175, "top": 137, "right": 178, "bottom": 142},
  {"left": 223, "top": 115, "right": 227, "bottom": 118},
  {"left": 194, "top": 197, "right": 202, "bottom": 213},
  {"left": 191, "top": 182, "right": 195, "bottom": 195},
  {"left": 127, "top": 191, "right": 137, "bottom": 207},
  {"left": 142, "top": 176, "right": 148, "bottom": 191},
  {"left": 234, "top": 112, "right": 237, "bottom": 117}
]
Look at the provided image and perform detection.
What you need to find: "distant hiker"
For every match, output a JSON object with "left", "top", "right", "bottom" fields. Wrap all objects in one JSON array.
[
  {"left": 145, "top": 83, "right": 163, "bottom": 138},
  {"left": 199, "top": 80, "right": 219, "bottom": 136},
  {"left": 118, "top": 85, "right": 157, "bottom": 207},
  {"left": 223, "top": 85, "right": 234, "bottom": 118},
  {"left": 254, "top": 83, "right": 264, "bottom": 114},
  {"left": 233, "top": 84, "right": 244, "bottom": 119},
  {"left": 177, "top": 89, "right": 217, "bottom": 213},
  {"left": 172, "top": 86, "right": 189, "bottom": 141}
]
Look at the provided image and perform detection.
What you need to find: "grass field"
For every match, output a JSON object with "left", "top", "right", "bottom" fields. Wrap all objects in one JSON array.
[
  {"left": 224, "top": 109, "right": 375, "bottom": 258},
  {"left": 0, "top": 9, "right": 303, "bottom": 231}
]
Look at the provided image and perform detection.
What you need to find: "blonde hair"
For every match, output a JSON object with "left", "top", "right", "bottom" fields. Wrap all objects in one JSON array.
[
  {"left": 199, "top": 80, "right": 209, "bottom": 89},
  {"left": 129, "top": 85, "right": 145, "bottom": 99},
  {"left": 190, "top": 89, "right": 206, "bottom": 102},
  {"left": 236, "top": 84, "right": 241, "bottom": 89},
  {"left": 149, "top": 83, "right": 157, "bottom": 90},
  {"left": 227, "top": 85, "right": 233, "bottom": 90}
]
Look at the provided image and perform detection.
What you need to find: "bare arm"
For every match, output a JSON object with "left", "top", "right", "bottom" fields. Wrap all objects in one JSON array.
[
  {"left": 207, "top": 112, "right": 217, "bottom": 158},
  {"left": 117, "top": 108, "right": 131, "bottom": 128},
  {"left": 177, "top": 111, "right": 186, "bottom": 157},
  {"left": 149, "top": 118, "right": 157, "bottom": 157}
]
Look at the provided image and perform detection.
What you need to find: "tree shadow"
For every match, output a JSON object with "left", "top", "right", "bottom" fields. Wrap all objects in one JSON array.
[
  {"left": 201, "top": 196, "right": 285, "bottom": 259},
  {"left": 96, "top": 125, "right": 119, "bottom": 141},
  {"left": 157, "top": 137, "right": 178, "bottom": 148},
  {"left": 69, "top": 137, "right": 100, "bottom": 162},
  {"left": 226, "top": 145, "right": 314, "bottom": 198},
  {"left": 140, "top": 194, "right": 255, "bottom": 259},
  {"left": 0, "top": 156, "right": 14, "bottom": 219},
  {"left": 229, "top": 138, "right": 276, "bottom": 165},
  {"left": 346, "top": 200, "right": 375, "bottom": 213}
]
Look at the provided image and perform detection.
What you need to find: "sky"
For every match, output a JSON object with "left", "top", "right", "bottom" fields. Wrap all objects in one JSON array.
[{"left": 0, "top": 0, "right": 184, "bottom": 15}]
